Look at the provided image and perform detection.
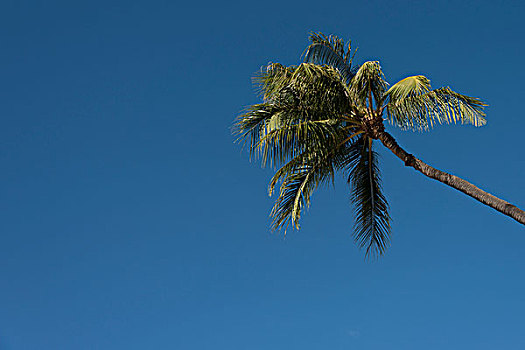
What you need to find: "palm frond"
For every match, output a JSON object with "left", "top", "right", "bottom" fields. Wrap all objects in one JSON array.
[
  {"left": 347, "top": 136, "right": 391, "bottom": 258},
  {"left": 349, "top": 61, "right": 388, "bottom": 108},
  {"left": 268, "top": 127, "right": 362, "bottom": 196},
  {"left": 269, "top": 161, "right": 328, "bottom": 232},
  {"left": 254, "top": 62, "right": 352, "bottom": 107},
  {"left": 384, "top": 75, "right": 431, "bottom": 100},
  {"left": 253, "top": 63, "right": 295, "bottom": 100},
  {"left": 236, "top": 62, "right": 358, "bottom": 168},
  {"left": 303, "top": 32, "right": 357, "bottom": 84},
  {"left": 432, "top": 87, "right": 487, "bottom": 127},
  {"left": 256, "top": 118, "right": 345, "bottom": 168},
  {"left": 384, "top": 76, "right": 487, "bottom": 130},
  {"left": 234, "top": 102, "right": 276, "bottom": 151},
  {"left": 269, "top": 132, "right": 358, "bottom": 231},
  {"left": 270, "top": 166, "right": 314, "bottom": 232}
]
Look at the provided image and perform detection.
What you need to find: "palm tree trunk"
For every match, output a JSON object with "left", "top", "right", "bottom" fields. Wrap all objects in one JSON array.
[{"left": 376, "top": 130, "right": 525, "bottom": 225}]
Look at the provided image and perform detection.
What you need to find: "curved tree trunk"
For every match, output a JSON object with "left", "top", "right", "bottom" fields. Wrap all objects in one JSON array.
[{"left": 376, "top": 130, "right": 525, "bottom": 225}]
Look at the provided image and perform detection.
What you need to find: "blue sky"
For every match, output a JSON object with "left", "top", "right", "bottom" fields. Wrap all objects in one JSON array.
[{"left": 1, "top": 0, "right": 524, "bottom": 349}]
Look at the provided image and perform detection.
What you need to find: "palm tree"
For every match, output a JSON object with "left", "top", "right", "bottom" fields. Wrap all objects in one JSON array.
[{"left": 235, "top": 33, "right": 525, "bottom": 258}]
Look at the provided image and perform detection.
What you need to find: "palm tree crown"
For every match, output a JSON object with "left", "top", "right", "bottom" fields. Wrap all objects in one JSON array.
[{"left": 235, "top": 33, "right": 523, "bottom": 258}]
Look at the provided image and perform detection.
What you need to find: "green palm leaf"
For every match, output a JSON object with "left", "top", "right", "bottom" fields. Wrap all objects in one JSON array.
[
  {"left": 347, "top": 136, "right": 391, "bottom": 258},
  {"left": 384, "top": 75, "right": 431, "bottom": 100},
  {"left": 270, "top": 162, "right": 327, "bottom": 232},
  {"left": 304, "top": 32, "right": 356, "bottom": 84},
  {"left": 255, "top": 63, "right": 353, "bottom": 109},
  {"left": 349, "top": 61, "right": 388, "bottom": 108},
  {"left": 384, "top": 75, "right": 487, "bottom": 130},
  {"left": 235, "top": 102, "right": 277, "bottom": 152},
  {"left": 269, "top": 132, "right": 358, "bottom": 231},
  {"left": 256, "top": 119, "right": 345, "bottom": 168},
  {"left": 235, "top": 62, "right": 358, "bottom": 168}
]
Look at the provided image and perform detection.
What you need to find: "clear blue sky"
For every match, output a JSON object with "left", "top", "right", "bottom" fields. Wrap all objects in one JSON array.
[{"left": 1, "top": 0, "right": 524, "bottom": 349}]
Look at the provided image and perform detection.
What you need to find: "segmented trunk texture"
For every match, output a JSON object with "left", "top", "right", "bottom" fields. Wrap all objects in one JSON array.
[{"left": 377, "top": 131, "right": 525, "bottom": 225}]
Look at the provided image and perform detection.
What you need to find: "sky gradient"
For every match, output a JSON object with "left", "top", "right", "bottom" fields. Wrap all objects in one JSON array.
[{"left": 1, "top": 0, "right": 524, "bottom": 349}]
